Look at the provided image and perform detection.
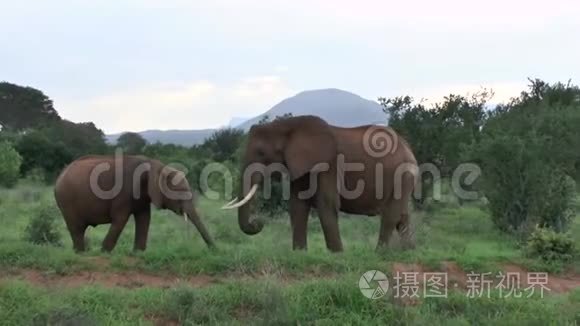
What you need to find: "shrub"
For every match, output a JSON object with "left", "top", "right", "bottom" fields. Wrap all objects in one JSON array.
[
  {"left": 525, "top": 226, "right": 576, "bottom": 263},
  {"left": 23, "top": 201, "right": 63, "bottom": 246},
  {"left": 194, "top": 159, "right": 239, "bottom": 200},
  {"left": 535, "top": 174, "right": 576, "bottom": 232},
  {"left": 254, "top": 177, "right": 290, "bottom": 218},
  {"left": 202, "top": 127, "right": 246, "bottom": 162},
  {"left": 16, "top": 131, "right": 73, "bottom": 183},
  {"left": 473, "top": 132, "right": 577, "bottom": 233},
  {"left": 0, "top": 141, "right": 22, "bottom": 188}
]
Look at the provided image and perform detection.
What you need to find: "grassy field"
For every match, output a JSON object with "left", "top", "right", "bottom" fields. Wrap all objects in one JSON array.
[{"left": 0, "top": 183, "right": 579, "bottom": 325}]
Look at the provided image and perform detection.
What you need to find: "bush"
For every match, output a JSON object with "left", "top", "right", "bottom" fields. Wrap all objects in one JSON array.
[
  {"left": 0, "top": 141, "right": 22, "bottom": 188},
  {"left": 473, "top": 132, "right": 576, "bottom": 233},
  {"left": 193, "top": 159, "right": 239, "bottom": 200},
  {"left": 16, "top": 131, "right": 73, "bottom": 183},
  {"left": 466, "top": 80, "right": 580, "bottom": 234},
  {"left": 536, "top": 174, "right": 576, "bottom": 232},
  {"left": 254, "top": 177, "right": 290, "bottom": 218},
  {"left": 202, "top": 127, "right": 245, "bottom": 162},
  {"left": 23, "top": 202, "right": 63, "bottom": 246},
  {"left": 525, "top": 226, "right": 576, "bottom": 263}
]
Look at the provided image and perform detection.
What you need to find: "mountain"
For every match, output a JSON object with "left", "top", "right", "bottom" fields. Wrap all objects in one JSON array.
[
  {"left": 228, "top": 116, "right": 249, "bottom": 127},
  {"left": 236, "top": 88, "right": 387, "bottom": 130},
  {"left": 106, "top": 88, "right": 388, "bottom": 146}
]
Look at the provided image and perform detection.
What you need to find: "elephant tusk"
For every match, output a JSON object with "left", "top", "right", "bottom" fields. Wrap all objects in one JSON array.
[
  {"left": 221, "top": 184, "right": 258, "bottom": 210},
  {"left": 221, "top": 197, "right": 239, "bottom": 209},
  {"left": 183, "top": 213, "right": 188, "bottom": 222}
]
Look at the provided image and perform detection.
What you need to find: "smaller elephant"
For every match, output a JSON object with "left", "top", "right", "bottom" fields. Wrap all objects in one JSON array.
[{"left": 54, "top": 155, "right": 214, "bottom": 252}]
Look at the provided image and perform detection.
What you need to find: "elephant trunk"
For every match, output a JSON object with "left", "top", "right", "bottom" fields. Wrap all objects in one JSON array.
[
  {"left": 238, "top": 168, "right": 264, "bottom": 235},
  {"left": 184, "top": 202, "right": 215, "bottom": 248}
]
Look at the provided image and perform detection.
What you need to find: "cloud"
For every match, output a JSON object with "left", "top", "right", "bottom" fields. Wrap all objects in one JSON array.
[
  {"left": 58, "top": 76, "right": 293, "bottom": 134},
  {"left": 274, "top": 66, "right": 289, "bottom": 73},
  {"left": 391, "top": 81, "right": 528, "bottom": 106},
  {"left": 3, "top": 0, "right": 579, "bottom": 134},
  {"left": 135, "top": 0, "right": 579, "bottom": 39}
]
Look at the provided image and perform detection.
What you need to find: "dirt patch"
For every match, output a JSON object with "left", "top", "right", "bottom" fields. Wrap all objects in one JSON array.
[
  {"left": 390, "top": 260, "right": 580, "bottom": 305},
  {"left": 501, "top": 263, "right": 580, "bottom": 294},
  {"left": 84, "top": 255, "right": 140, "bottom": 269},
  {"left": 143, "top": 315, "right": 180, "bottom": 326},
  {"left": 0, "top": 269, "right": 217, "bottom": 289},
  {"left": 1, "top": 261, "right": 578, "bottom": 296},
  {"left": 85, "top": 256, "right": 112, "bottom": 269}
]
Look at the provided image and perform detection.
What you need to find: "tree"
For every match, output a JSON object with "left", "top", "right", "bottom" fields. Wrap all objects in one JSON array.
[
  {"left": 16, "top": 131, "right": 73, "bottom": 182},
  {"left": 42, "top": 120, "right": 109, "bottom": 158},
  {"left": 116, "top": 132, "right": 147, "bottom": 154},
  {"left": 0, "top": 141, "right": 22, "bottom": 187},
  {"left": 379, "top": 91, "right": 490, "bottom": 206},
  {"left": 202, "top": 128, "right": 245, "bottom": 162},
  {"left": 467, "top": 79, "right": 580, "bottom": 233},
  {"left": 256, "top": 113, "right": 293, "bottom": 125},
  {"left": 0, "top": 82, "right": 61, "bottom": 131}
]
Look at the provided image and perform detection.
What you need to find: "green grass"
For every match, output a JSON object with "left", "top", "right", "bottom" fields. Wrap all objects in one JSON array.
[
  {"left": 1, "top": 279, "right": 579, "bottom": 325},
  {"left": 0, "top": 187, "right": 530, "bottom": 275},
  {"left": 0, "top": 184, "right": 579, "bottom": 324}
]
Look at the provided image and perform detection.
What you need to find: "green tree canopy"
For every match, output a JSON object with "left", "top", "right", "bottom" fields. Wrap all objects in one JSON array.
[
  {"left": 116, "top": 132, "right": 147, "bottom": 154},
  {"left": 16, "top": 131, "right": 73, "bottom": 182},
  {"left": 466, "top": 79, "right": 580, "bottom": 233},
  {"left": 0, "top": 82, "right": 61, "bottom": 131},
  {"left": 42, "top": 120, "right": 109, "bottom": 158},
  {"left": 0, "top": 141, "right": 22, "bottom": 187},
  {"left": 379, "top": 91, "right": 490, "bottom": 173},
  {"left": 202, "top": 128, "right": 245, "bottom": 162}
]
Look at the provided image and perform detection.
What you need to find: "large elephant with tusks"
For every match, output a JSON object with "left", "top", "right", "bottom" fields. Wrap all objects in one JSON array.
[{"left": 222, "top": 115, "right": 418, "bottom": 252}]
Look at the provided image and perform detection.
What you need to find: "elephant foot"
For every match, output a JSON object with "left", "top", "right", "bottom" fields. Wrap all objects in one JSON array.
[
  {"left": 292, "top": 243, "right": 307, "bottom": 251},
  {"left": 375, "top": 242, "right": 390, "bottom": 253},
  {"left": 73, "top": 247, "right": 86, "bottom": 254},
  {"left": 401, "top": 240, "right": 416, "bottom": 251},
  {"left": 327, "top": 243, "right": 344, "bottom": 253},
  {"left": 132, "top": 247, "right": 147, "bottom": 253},
  {"left": 100, "top": 244, "right": 115, "bottom": 253}
]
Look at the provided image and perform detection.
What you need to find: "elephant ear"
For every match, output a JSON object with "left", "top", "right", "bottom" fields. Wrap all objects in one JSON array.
[
  {"left": 284, "top": 127, "right": 337, "bottom": 181},
  {"left": 148, "top": 160, "right": 165, "bottom": 208}
]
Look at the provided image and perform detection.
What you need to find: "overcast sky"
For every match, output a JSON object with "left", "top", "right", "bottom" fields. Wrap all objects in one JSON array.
[{"left": 1, "top": 0, "right": 579, "bottom": 134}]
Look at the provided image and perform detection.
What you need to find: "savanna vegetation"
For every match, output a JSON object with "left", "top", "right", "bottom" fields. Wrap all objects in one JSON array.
[{"left": 0, "top": 79, "right": 579, "bottom": 325}]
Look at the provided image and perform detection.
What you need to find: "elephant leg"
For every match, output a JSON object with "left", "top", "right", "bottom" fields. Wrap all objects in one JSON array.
[
  {"left": 290, "top": 187, "right": 311, "bottom": 250},
  {"left": 101, "top": 211, "right": 130, "bottom": 252},
  {"left": 315, "top": 193, "right": 343, "bottom": 252},
  {"left": 69, "top": 223, "right": 88, "bottom": 253},
  {"left": 62, "top": 212, "right": 88, "bottom": 252},
  {"left": 378, "top": 197, "right": 414, "bottom": 250},
  {"left": 377, "top": 204, "right": 398, "bottom": 249},
  {"left": 396, "top": 212, "right": 415, "bottom": 250},
  {"left": 395, "top": 172, "right": 416, "bottom": 250},
  {"left": 133, "top": 209, "right": 151, "bottom": 251},
  {"left": 316, "top": 204, "right": 343, "bottom": 252}
]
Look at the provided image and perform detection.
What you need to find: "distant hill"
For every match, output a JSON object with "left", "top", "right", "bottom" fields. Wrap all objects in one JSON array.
[
  {"left": 235, "top": 88, "right": 387, "bottom": 130},
  {"left": 228, "top": 116, "right": 249, "bottom": 127},
  {"left": 106, "top": 89, "right": 388, "bottom": 146}
]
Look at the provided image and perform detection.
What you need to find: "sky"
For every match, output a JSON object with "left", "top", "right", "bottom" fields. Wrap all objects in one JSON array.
[{"left": 1, "top": 0, "right": 579, "bottom": 134}]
